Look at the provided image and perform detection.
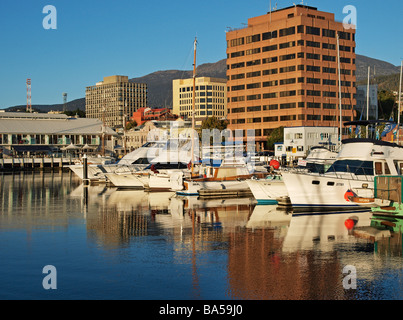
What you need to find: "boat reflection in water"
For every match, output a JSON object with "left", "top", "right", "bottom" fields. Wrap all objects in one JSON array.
[{"left": 1, "top": 172, "right": 403, "bottom": 300}]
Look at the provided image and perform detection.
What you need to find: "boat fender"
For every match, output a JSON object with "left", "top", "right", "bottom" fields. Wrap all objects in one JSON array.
[
  {"left": 344, "top": 189, "right": 357, "bottom": 202},
  {"left": 269, "top": 160, "right": 280, "bottom": 170}
]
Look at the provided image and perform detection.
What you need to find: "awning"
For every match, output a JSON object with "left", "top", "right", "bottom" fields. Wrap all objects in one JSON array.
[
  {"left": 61, "top": 143, "right": 80, "bottom": 150},
  {"left": 344, "top": 120, "right": 395, "bottom": 127},
  {"left": 82, "top": 144, "right": 96, "bottom": 149}
]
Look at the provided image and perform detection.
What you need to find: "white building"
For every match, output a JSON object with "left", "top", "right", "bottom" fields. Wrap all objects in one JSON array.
[
  {"left": 0, "top": 112, "right": 117, "bottom": 155},
  {"left": 283, "top": 126, "right": 339, "bottom": 159}
]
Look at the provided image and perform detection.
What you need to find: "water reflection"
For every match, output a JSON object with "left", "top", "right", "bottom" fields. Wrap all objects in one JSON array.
[
  {"left": 0, "top": 171, "right": 83, "bottom": 230},
  {"left": 1, "top": 172, "right": 403, "bottom": 300}
]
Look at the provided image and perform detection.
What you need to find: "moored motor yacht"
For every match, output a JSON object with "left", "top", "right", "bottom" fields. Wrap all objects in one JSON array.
[
  {"left": 281, "top": 138, "right": 403, "bottom": 212},
  {"left": 69, "top": 140, "right": 166, "bottom": 182},
  {"left": 247, "top": 146, "right": 336, "bottom": 205}
]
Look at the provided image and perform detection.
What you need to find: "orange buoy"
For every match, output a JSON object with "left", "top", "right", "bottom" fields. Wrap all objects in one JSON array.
[
  {"left": 270, "top": 159, "right": 280, "bottom": 170},
  {"left": 344, "top": 219, "right": 355, "bottom": 230}
]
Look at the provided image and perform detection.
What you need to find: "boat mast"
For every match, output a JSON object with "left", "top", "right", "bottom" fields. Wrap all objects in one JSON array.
[
  {"left": 397, "top": 60, "right": 403, "bottom": 144},
  {"left": 366, "top": 66, "right": 370, "bottom": 138},
  {"left": 336, "top": 34, "right": 342, "bottom": 146},
  {"left": 191, "top": 37, "right": 197, "bottom": 174}
]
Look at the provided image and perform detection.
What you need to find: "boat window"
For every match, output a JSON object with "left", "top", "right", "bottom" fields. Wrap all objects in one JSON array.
[
  {"left": 312, "top": 180, "right": 320, "bottom": 185},
  {"left": 327, "top": 181, "right": 335, "bottom": 186},
  {"left": 385, "top": 163, "right": 391, "bottom": 175},
  {"left": 132, "top": 158, "right": 150, "bottom": 164},
  {"left": 326, "top": 160, "right": 374, "bottom": 176},
  {"left": 375, "top": 162, "right": 383, "bottom": 175}
]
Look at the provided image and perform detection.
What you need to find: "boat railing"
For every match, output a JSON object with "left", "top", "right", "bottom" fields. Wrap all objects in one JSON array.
[{"left": 284, "top": 162, "right": 375, "bottom": 182}]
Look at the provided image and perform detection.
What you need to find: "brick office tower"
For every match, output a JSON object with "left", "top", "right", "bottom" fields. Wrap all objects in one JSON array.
[{"left": 226, "top": 5, "right": 356, "bottom": 151}]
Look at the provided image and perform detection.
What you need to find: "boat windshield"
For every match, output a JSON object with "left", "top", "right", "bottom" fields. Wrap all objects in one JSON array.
[
  {"left": 304, "top": 162, "right": 327, "bottom": 174},
  {"left": 325, "top": 160, "right": 374, "bottom": 176}
]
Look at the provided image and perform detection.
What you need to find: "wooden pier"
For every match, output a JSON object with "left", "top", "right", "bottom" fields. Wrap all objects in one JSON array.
[
  {"left": 0, "top": 156, "right": 79, "bottom": 172},
  {"left": 198, "top": 188, "right": 253, "bottom": 199}
]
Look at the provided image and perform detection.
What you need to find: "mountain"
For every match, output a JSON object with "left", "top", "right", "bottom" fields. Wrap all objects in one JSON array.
[
  {"left": 5, "top": 98, "right": 86, "bottom": 113},
  {"left": 129, "top": 59, "right": 227, "bottom": 108},
  {"left": 355, "top": 54, "right": 400, "bottom": 81},
  {"left": 3, "top": 55, "right": 400, "bottom": 112}
]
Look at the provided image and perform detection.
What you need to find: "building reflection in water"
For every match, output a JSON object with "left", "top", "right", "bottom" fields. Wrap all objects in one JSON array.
[
  {"left": 0, "top": 171, "right": 82, "bottom": 231},
  {"left": 2, "top": 172, "right": 403, "bottom": 300}
]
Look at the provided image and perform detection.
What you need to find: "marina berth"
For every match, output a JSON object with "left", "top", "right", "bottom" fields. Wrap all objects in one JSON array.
[
  {"left": 176, "top": 158, "right": 269, "bottom": 196},
  {"left": 282, "top": 138, "right": 403, "bottom": 212},
  {"left": 105, "top": 137, "right": 197, "bottom": 190},
  {"left": 247, "top": 146, "right": 336, "bottom": 205},
  {"left": 246, "top": 176, "right": 287, "bottom": 205},
  {"left": 370, "top": 175, "right": 403, "bottom": 219},
  {"left": 69, "top": 140, "right": 166, "bottom": 182}
]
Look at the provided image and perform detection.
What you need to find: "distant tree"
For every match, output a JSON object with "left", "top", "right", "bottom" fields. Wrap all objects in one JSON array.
[
  {"left": 199, "top": 116, "right": 228, "bottom": 143},
  {"left": 378, "top": 90, "right": 396, "bottom": 120},
  {"left": 200, "top": 116, "right": 228, "bottom": 131},
  {"left": 63, "top": 109, "right": 86, "bottom": 118},
  {"left": 125, "top": 120, "right": 137, "bottom": 131},
  {"left": 266, "top": 126, "right": 284, "bottom": 151}
]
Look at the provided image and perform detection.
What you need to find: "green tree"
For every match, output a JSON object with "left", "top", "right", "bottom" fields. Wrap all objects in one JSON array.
[
  {"left": 378, "top": 90, "right": 396, "bottom": 120},
  {"left": 63, "top": 109, "right": 86, "bottom": 118},
  {"left": 198, "top": 116, "right": 228, "bottom": 142},
  {"left": 125, "top": 120, "right": 138, "bottom": 131},
  {"left": 266, "top": 126, "right": 284, "bottom": 151},
  {"left": 200, "top": 116, "right": 228, "bottom": 131}
]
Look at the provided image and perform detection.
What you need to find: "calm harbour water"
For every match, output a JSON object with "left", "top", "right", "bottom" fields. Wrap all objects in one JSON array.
[{"left": 1, "top": 171, "right": 403, "bottom": 300}]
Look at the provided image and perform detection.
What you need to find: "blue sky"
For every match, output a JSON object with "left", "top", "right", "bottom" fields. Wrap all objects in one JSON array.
[{"left": 0, "top": 0, "right": 402, "bottom": 109}]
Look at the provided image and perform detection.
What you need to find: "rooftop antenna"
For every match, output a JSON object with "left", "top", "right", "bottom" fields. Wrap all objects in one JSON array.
[
  {"left": 63, "top": 92, "right": 67, "bottom": 112},
  {"left": 269, "top": 0, "right": 272, "bottom": 22},
  {"left": 26, "top": 79, "right": 32, "bottom": 113}
]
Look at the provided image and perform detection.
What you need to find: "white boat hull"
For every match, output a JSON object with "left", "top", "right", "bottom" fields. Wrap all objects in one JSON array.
[
  {"left": 281, "top": 172, "right": 375, "bottom": 210},
  {"left": 69, "top": 164, "right": 105, "bottom": 181},
  {"left": 178, "top": 179, "right": 249, "bottom": 196},
  {"left": 149, "top": 171, "right": 184, "bottom": 191},
  {"left": 246, "top": 178, "right": 288, "bottom": 205},
  {"left": 104, "top": 172, "right": 145, "bottom": 189}
]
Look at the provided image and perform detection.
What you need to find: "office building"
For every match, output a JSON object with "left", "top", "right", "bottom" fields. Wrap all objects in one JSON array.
[
  {"left": 355, "top": 84, "right": 378, "bottom": 120},
  {"left": 226, "top": 5, "right": 356, "bottom": 150},
  {"left": 172, "top": 77, "right": 227, "bottom": 126},
  {"left": 86, "top": 75, "right": 147, "bottom": 129}
]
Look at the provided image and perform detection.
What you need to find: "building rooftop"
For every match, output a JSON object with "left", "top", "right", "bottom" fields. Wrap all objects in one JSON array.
[
  {"left": 269, "top": 4, "right": 318, "bottom": 14},
  {"left": 0, "top": 112, "right": 117, "bottom": 136},
  {"left": 0, "top": 112, "right": 69, "bottom": 120}
]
